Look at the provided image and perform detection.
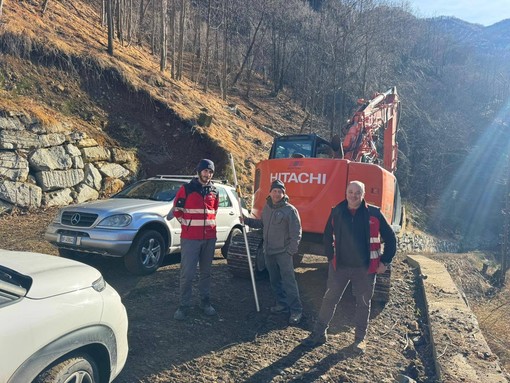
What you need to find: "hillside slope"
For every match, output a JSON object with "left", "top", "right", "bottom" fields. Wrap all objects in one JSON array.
[{"left": 0, "top": 1, "right": 324, "bottom": 190}]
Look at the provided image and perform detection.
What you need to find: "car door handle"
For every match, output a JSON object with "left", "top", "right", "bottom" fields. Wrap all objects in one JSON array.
[{"left": 229, "top": 212, "right": 235, "bottom": 215}]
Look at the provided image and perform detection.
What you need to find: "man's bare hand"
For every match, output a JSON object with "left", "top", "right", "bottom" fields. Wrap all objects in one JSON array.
[{"left": 376, "top": 262, "right": 388, "bottom": 274}]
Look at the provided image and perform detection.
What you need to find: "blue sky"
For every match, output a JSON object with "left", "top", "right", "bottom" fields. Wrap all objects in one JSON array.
[{"left": 407, "top": 0, "right": 509, "bottom": 26}]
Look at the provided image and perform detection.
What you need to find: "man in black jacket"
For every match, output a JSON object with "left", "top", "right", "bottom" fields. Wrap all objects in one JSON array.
[{"left": 301, "top": 180, "right": 397, "bottom": 352}]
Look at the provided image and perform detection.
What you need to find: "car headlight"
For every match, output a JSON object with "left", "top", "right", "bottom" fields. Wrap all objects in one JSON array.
[
  {"left": 97, "top": 214, "right": 132, "bottom": 227},
  {"left": 52, "top": 209, "right": 62, "bottom": 224}
]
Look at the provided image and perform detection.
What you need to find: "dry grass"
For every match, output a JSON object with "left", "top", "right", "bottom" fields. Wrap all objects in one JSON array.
[
  {"left": 473, "top": 279, "right": 510, "bottom": 372},
  {"left": 1, "top": 1, "right": 323, "bottom": 188},
  {"left": 429, "top": 252, "right": 510, "bottom": 374}
]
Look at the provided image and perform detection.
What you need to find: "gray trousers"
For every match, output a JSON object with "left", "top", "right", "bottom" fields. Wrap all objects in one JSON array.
[
  {"left": 179, "top": 238, "right": 216, "bottom": 307},
  {"left": 316, "top": 263, "right": 376, "bottom": 341},
  {"left": 265, "top": 251, "right": 303, "bottom": 314}
]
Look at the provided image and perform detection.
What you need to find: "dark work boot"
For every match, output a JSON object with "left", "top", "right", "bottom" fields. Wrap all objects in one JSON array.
[
  {"left": 300, "top": 322, "right": 328, "bottom": 347},
  {"left": 200, "top": 298, "right": 217, "bottom": 316},
  {"left": 173, "top": 306, "right": 190, "bottom": 321},
  {"left": 300, "top": 331, "right": 327, "bottom": 347},
  {"left": 351, "top": 338, "right": 367, "bottom": 354}
]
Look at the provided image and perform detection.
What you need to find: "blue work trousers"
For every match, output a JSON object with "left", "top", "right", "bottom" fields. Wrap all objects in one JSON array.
[
  {"left": 265, "top": 251, "right": 303, "bottom": 314},
  {"left": 179, "top": 238, "right": 216, "bottom": 307}
]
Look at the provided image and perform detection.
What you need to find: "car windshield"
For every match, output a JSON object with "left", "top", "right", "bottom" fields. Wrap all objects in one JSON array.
[{"left": 113, "top": 179, "right": 184, "bottom": 201}]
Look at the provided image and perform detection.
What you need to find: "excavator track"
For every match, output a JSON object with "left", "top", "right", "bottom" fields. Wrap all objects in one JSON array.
[{"left": 226, "top": 231, "right": 264, "bottom": 278}]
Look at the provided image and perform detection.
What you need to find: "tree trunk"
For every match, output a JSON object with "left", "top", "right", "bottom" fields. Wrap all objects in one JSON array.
[
  {"left": 160, "top": 0, "right": 168, "bottom": 71},
  {"left": 176, "top": 0, "right": 186, "bottom": 80},
  {"left": 221, "top": 0, "right": 229, "bottom": 100},
  {"left": 137, "top": 0, "right": 146, "bottom": 44},
  {"left": 169, "top": 0, "right": 176, "bottom": 79},
  {"left": 101, "top": 0, "right": 107, "bottom": 26},
  {"left": 151, "top": 0, "right": 156, "bottom": 54},
  {"left": 191, "top": 10, "right": 200, "bottom": 83},
  {"left": 231, "top": 14, "right": 263, "bottom": 88},
  {"left": 106, "top": 0, "right": 114, "bottom": 55},
  {"left": 41, "top": 0, "right": 50, "bottom": 15},
  {"left": 127, "top": 0, "right": 133, "bottom": 43},
  {"left": 203, "top": 0, "right": 212, "bottom": 92},
  {"left": 115, "top": 0, "right": 124, "bottom": 45}
]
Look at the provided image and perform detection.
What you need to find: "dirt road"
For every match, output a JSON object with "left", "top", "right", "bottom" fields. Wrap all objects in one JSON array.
[{"left": 1, "top": 210, "right": 436, "bottom": 382}]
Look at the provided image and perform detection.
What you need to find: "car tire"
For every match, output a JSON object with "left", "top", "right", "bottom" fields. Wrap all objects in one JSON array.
[
  {"left": 34, "top": 353, "right": 99, "bottom": 383},
  {"left": 125, "top": 229, "right": 166, "bottom": 275},
  {"left": 221, "top": 227, "right": 243, "bottom": 258}
]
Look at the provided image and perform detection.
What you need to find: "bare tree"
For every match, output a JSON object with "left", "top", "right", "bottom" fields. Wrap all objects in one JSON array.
[
  {"left": 41, "top": 0, "right": 50, "bottom": 15},
  {"left": 203, "top": 0, "right": 212, "bottom": 91},
  {"left": 220, "top": 0, "right": 228, "bottom": 99},
  {"left": 107, "top": 0, "right": 115, "bottom": 55},
  {"left": 231, "top": 13, "right": 264, "bottom": 88},
  {"left": 151, "top": 0, "right": 157, "bottom": 53},
  {"left": 176, "top": 0, "right": 187, "bottom": 80},
  {"left": 160, "top": 0, "right": 168, "bottom": 71},
  {"left": 169, "top": 0, "right": 176, "bottom": 78}
]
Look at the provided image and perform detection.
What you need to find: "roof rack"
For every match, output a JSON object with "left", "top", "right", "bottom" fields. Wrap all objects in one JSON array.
[
  {"left": 153, "top": 175, "right": 230, "bottom": 185},
  {"left": 154, "top": 175, "right": 195, "bottom": 179}
]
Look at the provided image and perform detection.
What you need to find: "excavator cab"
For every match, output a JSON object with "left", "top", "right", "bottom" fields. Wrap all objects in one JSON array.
[{"left": 269, "top": 134, "right": 337, "bottom": 159}]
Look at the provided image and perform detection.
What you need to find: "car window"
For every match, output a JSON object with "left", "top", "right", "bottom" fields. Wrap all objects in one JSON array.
[
  {"left": 218, "top": 187, "right": 232, "bottom": 208},
  {"left": 231, "top": 190, "right": 248, "bottom": 210},
  {"left": 113, "top": 180, "right": 184, "bottom": 201}
]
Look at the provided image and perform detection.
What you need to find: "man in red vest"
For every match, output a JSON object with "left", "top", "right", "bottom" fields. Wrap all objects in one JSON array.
[
  {"left": 301, "top": 180, "right": 396, "bottom": 352},
  {"left": 170, "top": 159, "right": 219, "bottom": 321}
]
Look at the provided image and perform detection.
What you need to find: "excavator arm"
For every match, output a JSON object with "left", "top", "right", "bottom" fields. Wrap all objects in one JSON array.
[{"left": 342, "top": 87, "right": 400, "bottom": 173}]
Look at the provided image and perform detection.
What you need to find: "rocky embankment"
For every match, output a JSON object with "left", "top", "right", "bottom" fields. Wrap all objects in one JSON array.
[{"left": 0, "top": 111, "right": 139, "bottom": 213}]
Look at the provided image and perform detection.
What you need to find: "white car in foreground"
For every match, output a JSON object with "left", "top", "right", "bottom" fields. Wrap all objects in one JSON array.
[{"left": 0, "top": 249, "right": 128, "bottom": 383}]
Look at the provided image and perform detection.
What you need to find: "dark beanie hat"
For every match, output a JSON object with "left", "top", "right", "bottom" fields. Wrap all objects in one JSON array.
[
  {"left": 196, "top": 159, "right": 215, "bottom": 173},
  {"left": 270, "top": 179, "right": 286, "bottom": 193}
]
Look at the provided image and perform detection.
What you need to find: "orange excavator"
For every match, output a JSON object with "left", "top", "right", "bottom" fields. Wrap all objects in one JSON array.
[{"left": 227, "top": 87, "right": 403, "bottom": 301}]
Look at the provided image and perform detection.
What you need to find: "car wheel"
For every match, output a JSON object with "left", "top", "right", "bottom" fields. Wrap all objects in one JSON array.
[
  {"left": 221, "top": 227, "right": 243, "bottom": 258},
  {"left": 125, "top": 230, "right": 165, "bottom": 275},
  {"left": 34, "top": 353, "right": 99, "bottom": 383}
]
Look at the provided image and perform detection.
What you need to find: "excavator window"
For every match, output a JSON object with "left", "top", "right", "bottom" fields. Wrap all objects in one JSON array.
[
  {"left": 273, "top": 142, "right": 312, "bottom": 158},
  {"left": 272, "top": 138, "right": 313, "bottom": 159},
  {"left": 270, "top": 134, "right": 335, "bottom": 159},
  {"left": 317, "top": 142, "right": 334, "bottom": 158}
]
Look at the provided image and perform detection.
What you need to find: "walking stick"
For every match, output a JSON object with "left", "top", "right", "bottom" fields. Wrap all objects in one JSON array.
[{"left": 228, "top": 153, "right": 260, "bottom": 312}]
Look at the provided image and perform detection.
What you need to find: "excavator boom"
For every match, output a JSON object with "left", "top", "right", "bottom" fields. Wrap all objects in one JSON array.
[{"left": 342, "top": 87, "right": 400, "bottom": 173}]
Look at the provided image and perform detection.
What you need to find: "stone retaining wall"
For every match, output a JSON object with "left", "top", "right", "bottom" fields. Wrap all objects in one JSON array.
[
  {"left": 397, "top": 231, "right": 459, "bottom": 254},
  {"left": 0, "top": 111, "right": 139, "bottom": 213}
]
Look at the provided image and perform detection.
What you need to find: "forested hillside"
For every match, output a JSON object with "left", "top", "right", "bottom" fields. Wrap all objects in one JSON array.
[{"left": 0, "top": 0, "right": 509, "bottom": 247}]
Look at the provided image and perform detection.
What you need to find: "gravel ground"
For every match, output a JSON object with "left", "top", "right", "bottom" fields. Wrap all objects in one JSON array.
[{"left": 1, "top": 209, "right": 439, "bottom": 382}]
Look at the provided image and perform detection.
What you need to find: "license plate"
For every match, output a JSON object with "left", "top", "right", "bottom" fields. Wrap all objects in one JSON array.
[{"left": 60, "top": 235, "right": 76, "bottom": 245}]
